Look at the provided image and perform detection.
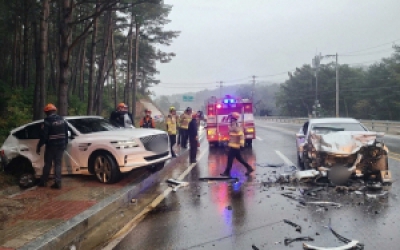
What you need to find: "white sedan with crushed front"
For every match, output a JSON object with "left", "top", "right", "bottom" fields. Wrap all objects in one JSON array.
[{"left": 0, "top": 116, "right": 171, "bottom": 188}]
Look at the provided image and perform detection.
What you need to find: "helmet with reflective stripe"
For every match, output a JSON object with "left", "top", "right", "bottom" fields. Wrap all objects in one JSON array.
[
  {"left": 44, "top": 103, "right": 57, "bottom": 112},
  {"left": 231, "top": 112, "right": 240, "bottom": 120}
]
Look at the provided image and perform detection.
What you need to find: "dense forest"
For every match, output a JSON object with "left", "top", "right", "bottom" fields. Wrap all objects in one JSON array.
[{"left": 0, "top": 0, "right": 179, "bottom": 141}]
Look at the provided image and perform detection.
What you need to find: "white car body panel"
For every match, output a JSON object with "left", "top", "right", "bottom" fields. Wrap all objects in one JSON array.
[{"left": 0, "top": 116, "right": 171, "bottom": 179}]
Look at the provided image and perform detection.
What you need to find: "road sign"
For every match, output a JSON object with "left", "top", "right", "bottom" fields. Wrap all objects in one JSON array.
[{"left": 183, "top": 95, "right": 194, "bottom": 102}]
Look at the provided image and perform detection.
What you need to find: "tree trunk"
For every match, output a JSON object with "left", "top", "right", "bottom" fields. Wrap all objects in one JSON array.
[
  {"left": 22, "top": 1, "right": 29, "bottom": 88},
  {"left": 124, "top": 12, "right": 134, "bottom": 109},
  {"left": 38, "top": 0, "right": 49, "bottom": 118},
  {"left": 33, "top": 17, "right": 41, "bottom": 120},
  {"left": 111, "top": 19, "right": 118, "bottom": 108},
  {"left": 12, "top": 16, "right": 18, "bottom": 88},
  {"left": 87, "top": 1, "right": 99, "bottom": 115},
  {"left": 58, "top": 0, "right": 73, "bottom": 116},
  {"left": 79, "top": 37, "right": 87, "bottom": 101},
  {"left": 131, "top": 21, "right": 140, "bottom": 119},
  {"left": 95, "top": 10, "right": 112, "bottom": 115}
]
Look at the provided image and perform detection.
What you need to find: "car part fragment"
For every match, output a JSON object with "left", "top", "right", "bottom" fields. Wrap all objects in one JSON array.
[
  {"left": 198, "top": 177, "right": 239, "bottom": 182},
  {"left": 284, "top": 236, "right": 314, "bottom": 246},
  {"left": 283, "top": 219, "right": 302, "bottom": 233},
  {"left": 166, "top": 178, "right": 189, "bottom": 192},
  {"left": 300, "top": 201, "right": 342, "bottom": 208},
  {"left": 303, "top": 220, "right": 364, "bottom": 250}
]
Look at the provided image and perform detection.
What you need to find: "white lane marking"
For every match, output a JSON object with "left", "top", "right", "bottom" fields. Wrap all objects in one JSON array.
[
  {"left": 103, "top": 147, "right": 209, "bottom": 250},
  {"left": 256, "top": 136, "right": 263, "bottom": 141},
  {"left": 275, "top": 150, "right": 296, "bottom": 166}
]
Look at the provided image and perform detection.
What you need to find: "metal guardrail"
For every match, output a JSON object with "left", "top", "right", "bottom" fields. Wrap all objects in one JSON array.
[{"left": 257, "top": 116, "right": 400, "bottom": 135}]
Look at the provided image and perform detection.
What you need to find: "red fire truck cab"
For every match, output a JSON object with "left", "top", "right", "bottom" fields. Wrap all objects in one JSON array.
[{"left": 206, "top": 95, "right": 256, "bottom": 147}]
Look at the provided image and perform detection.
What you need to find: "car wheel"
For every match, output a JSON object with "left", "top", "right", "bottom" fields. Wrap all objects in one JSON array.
[
  {"left": 92, "top": 153, "right": 120, "bottom": 184},
  {"left": 19, "top": 173, "right": 36, "bottom": 189},
  {"left": 297, "top": 155, "right": 305, "bottom": 170},
  {"left": 245, "top": 139, "right": 253, "bottom": 147}
]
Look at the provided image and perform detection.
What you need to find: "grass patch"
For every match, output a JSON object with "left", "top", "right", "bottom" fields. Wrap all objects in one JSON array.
[{"left": 0, "top": 171, "right": 17, "bottom": 189}]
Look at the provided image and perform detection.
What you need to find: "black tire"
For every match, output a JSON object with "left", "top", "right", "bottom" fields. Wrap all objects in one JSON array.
[
  {"left": 19, "top": 173, "right": 36, "bottom": 189},
  {"left": 297, "top": 155, "right": 305, "bottom": 170},
  {"left": 92, "top": 153, "right": 121, "bottom": 184},
  {"left": 245, "top": 139, "right": 253, "bottom": 147}
]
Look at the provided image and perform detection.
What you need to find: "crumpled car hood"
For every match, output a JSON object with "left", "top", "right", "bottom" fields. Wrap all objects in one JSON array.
[{"left": 310, "top": 131, "right": 384, "bottom": 155}]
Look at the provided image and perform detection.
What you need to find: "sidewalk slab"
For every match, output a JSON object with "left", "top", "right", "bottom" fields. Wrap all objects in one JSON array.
[{"left": 0, "top": 149, "right": 189, "bottom": 250}]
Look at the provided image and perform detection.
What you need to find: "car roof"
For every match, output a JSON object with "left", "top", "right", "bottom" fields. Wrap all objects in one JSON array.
[
  {"left": 10, "top": 116, "right": 104, "bottom": 134},
  {"left": 308, "top": 117, "right": 360, "bottom": 124}
]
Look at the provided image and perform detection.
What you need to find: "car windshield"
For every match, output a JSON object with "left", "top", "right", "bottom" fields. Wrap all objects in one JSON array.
[
  {"left": 310, "top": 122, "right": 366, "bottom": 134},
  {"left": 67, "top": 118, "right": 116, "bottom": 134}
]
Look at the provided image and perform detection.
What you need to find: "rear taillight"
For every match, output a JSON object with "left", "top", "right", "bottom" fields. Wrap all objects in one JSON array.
[{"left": 0, "top": 150, "right": 4, "bottom": 157}]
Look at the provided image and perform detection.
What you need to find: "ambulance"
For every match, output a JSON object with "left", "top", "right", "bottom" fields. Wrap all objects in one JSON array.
[{"left": 205, "top": 95, "right": 256, "bottom": 147}]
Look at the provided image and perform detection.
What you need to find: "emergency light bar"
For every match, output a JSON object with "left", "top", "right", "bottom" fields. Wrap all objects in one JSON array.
[{"left": 223, "top": 99, "right": 236, "bottom": 104}]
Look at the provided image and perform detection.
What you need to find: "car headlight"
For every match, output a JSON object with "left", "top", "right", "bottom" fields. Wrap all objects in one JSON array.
[
  {"left": 207, "top": 129, "right": 216, "bottom": 136},
  {"left": 245, "top": 127, "right": 254, "bottom": 133},
  {"left": 111, "top": 140, "right": 139, "bottom": 148}
]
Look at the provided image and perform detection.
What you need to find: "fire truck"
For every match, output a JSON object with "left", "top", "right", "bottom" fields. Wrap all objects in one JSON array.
[{"left": 205, "top": 95, "right": 256, "bottom": 147}]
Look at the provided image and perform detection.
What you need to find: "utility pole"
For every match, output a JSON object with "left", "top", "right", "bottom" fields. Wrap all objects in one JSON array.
[
  {"left": 217, "top": 81, "right": 223, "bottom": 98},
  {"left": 251, "top": 75, "right": 257, "bottom": 101},
  {"left": 335, "top": 53, "right": 339, "bottom": 117}
]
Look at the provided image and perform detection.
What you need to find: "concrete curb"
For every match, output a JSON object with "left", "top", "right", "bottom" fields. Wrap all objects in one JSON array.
[{"left": 19, "top": 149, "right": 189, "bottom": 250}]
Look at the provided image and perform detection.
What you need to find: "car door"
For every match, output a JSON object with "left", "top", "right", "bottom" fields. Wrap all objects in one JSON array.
[
  {"left": 14, "top": 123, "right": 45, "bottom": 171},
  {"left": 62, "top": 127, "right": 81, "bottom": 174}
]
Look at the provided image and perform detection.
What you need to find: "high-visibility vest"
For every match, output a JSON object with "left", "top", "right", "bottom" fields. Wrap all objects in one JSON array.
[
  {"left": 228, "top": 126, "right": 244, "bottom": 149},
  {"left": 179, "top": 113, "right": 192, "bottom": 129},
  {"left": 166, "top": 115, "right": 177, "bottom": 135}
]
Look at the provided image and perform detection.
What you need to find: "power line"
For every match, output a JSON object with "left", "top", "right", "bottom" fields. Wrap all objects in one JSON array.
[{"left": 340, "top": 38, "right": 400, "bottom": 54}]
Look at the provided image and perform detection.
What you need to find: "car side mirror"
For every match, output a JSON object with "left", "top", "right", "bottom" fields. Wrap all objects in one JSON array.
[{"left": 296, "top": 133, "right": 305, "bottom": 139}]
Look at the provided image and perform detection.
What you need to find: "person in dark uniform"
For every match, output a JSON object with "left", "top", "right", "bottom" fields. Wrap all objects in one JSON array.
[
  {"left": 36, "top": 104, "right": 69, "bottom": 189},
  {"left": 109, "top": 102, "right": 134, "bottom": 128},
  {"left": 139, "top": 109, "right": 155, "bottom": 128},
  {"left": 188, "top": 113, "right": 199, "bottom": 164},
  {"left": 220, "top": 112, "right": 254, "bottom": 177}
]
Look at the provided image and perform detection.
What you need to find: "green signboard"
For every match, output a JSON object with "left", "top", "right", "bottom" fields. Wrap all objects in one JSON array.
[{"left": 183, "top": 95, "right": 194, "bottom": 102}]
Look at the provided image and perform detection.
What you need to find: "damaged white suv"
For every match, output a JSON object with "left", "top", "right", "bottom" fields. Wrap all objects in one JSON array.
[
  {"left": 0, "top": 116, "right": 171, "bottom": 188},
  {"left": 296, "top": 118, "right": 392, "bottom": 187}
]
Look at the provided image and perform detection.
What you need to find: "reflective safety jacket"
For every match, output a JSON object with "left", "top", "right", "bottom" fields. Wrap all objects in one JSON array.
[
  {"left": 228, "top": 126, "right": 244, "bottom": 149},
  {"left": 37, "top": 114, "right": 68, "bottom": 149},
  {"left": 166, "top": 114, "right": 177, "bottom": 135},
  {"left": 140, "top": 116, "right": 155, "bottom": 128},
  {"left": 179, "top": 113, "right": 192, "bottom": 130}
]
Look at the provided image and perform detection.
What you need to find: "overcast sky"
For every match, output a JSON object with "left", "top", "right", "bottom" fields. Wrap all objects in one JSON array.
[{"left": 150, "top": 0, "right": 400, "bottom": 96}]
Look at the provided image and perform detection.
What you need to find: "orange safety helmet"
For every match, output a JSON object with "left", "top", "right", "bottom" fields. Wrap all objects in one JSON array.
[
  {"left": 231, "top": 112, "right": 240, "bottom": 120},
  {"left": 191, "top": 113, "right": 198, "bottom": 119},
  {"left": 117, "top": 102, "right": 127, "bottom": 108},
  {"left": 44, "top": 103, "right": 57, "bottom": 112}
]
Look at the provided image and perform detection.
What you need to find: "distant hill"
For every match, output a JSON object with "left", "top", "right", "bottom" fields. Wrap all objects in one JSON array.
[{"left": 153, "top": 82, "right": 280, "bottom": 116}]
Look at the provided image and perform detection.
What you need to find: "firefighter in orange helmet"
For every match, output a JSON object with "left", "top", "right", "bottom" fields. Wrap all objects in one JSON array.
[
  {"left": 36, "top": 103, "right": 69, "bottom": 189},
  {"left": 109, "top": 102, "right": 134, "bottom": 128},
  {"left": 220, "top": 112, "right": 254, "bottom": 177},
  {"left": 139, "top": 109, "right": 155, "bottom": 128}
]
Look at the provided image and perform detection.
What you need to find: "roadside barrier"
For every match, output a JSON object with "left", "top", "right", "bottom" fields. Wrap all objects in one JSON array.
[{"left": 257, "top": 116, "right": 400, "bottom": 135}]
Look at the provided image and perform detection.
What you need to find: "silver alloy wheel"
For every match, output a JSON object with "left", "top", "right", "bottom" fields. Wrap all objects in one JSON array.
[
  {"left": 94, "top": 155, "right": 112, "bottom": 183},
  {"left": 19, "top": 173, "right": 35, "bottom": 188}
]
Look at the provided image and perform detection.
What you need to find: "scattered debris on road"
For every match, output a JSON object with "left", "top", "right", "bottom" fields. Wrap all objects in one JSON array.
[
  {"left": 166, "top": 179, "right": 189, "bottom": 192},
  {"left": 284, "top": 236, "right": 314, "bottom": 246},
  {"left": 283, "top": 219, "right": 302, "bottom": 233}
]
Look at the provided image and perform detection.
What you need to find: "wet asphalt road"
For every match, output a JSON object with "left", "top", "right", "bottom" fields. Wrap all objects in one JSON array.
[{"left": 114, "top": 121, "right": 400, "bottom": 250}]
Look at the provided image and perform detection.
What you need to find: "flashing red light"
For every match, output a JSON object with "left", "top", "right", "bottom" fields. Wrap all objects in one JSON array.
[{"left": 216, "top": 104, "right": 222, "bottom": 109}]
